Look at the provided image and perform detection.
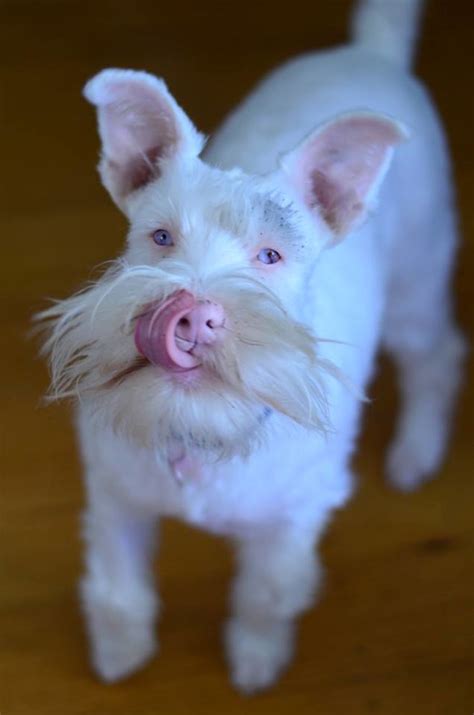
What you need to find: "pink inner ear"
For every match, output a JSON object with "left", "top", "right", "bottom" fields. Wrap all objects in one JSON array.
[
  {"left": 100, "top": 87, "right": 179, "bottom": 196},
  {"left": 85, "top": 70, "right": 205, "bottom": 209},
  {"left": 107, "top": 144, "right": 163, "bottom": 195},
  {"left": 124, "top": 146, "right": 161, "bottom": 192},
  {"left": 294, "top": 115, "right": 405, "bottom": 235}
]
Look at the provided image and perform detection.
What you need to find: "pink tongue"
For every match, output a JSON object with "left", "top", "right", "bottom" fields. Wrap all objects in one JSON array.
[{"left": 134, "top": 290, "right": 201, "bottom": 370}]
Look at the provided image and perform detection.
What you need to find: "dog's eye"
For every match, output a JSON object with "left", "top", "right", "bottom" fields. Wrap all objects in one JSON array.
[
  {"left": 257, "top": 248, "right": 281, "bottom": 265},
  {"left": 152, "top": 229, "right": 174, "bottom": 247}
]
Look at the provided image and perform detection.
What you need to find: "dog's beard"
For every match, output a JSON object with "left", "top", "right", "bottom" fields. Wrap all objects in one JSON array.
[{"left": 37, "top": 260, "right": 342, "bottom": 458}]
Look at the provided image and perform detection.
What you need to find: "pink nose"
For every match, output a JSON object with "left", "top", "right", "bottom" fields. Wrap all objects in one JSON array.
[
  {"left": 175, "top": 301, "right": 225, "bottom": 350},
  {"left": 134, "top": 291, "right": 225, "bottom": 371}
]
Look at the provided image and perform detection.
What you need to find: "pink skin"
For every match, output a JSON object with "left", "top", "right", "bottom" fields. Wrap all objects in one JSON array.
[
  {"left": 134, "top": 290, "right": 225, "bottom": 371},
  {"left": 170, "top": 451, "right": 203, "bottom": 483}
]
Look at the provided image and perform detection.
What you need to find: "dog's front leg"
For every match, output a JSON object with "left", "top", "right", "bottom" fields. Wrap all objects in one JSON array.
[
  {"left": 226, "top": 524, "right": 323, "bottom": 693},
  {"left": 80, "top": 484, "right": 159, "bottom": 682}
]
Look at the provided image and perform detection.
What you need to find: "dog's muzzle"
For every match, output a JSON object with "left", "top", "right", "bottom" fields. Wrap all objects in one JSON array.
[{"left": 134, "top": 290, "right": 225, "bottom": 371}]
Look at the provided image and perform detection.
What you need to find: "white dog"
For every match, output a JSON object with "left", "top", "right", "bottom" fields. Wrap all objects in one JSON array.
[{"left": 39, "top": 0, "right": 466, "bottom": 693}]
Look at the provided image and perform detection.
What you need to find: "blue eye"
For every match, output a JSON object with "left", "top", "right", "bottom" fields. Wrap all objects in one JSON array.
[
  {"left": 152, "top": 229, "right": 174, "bottom": 246},
  {"left": 257, "top": 248, "right": 281, "bottom": 264}
]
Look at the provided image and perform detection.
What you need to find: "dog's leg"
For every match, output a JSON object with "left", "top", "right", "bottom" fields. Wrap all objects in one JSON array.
[
  {"left": 385, "top": 323, "right": 466, "bottom": 491},
  {"left": 225, "top": 524, "right": 323, "bottom": 693},
  {"left": 80, "top": 486, "right": 159, "bottom": 681},
  {"left": 383, "top": 214, "right": 467, "bottom": 491}
]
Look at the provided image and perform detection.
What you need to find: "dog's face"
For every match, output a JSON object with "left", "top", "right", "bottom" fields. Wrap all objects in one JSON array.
[{"left": 39, "top": 69, "right": 405, "bottom": 458}]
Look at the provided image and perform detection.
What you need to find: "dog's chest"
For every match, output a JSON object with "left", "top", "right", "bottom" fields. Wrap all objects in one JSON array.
[
  {"left": 116, "top": 435, "right": 354, "bottom": 538},
  {"left": 157, "top": 455, "right": 295, "bottom": 536}
]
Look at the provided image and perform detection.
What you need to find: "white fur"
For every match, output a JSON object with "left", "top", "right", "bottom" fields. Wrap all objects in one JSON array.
[
  {"left": 38, "top": 0, "right": 466, "bottom": 693},
  {"left": 352, "top": 0, "right": 425, "bottom": 69}
]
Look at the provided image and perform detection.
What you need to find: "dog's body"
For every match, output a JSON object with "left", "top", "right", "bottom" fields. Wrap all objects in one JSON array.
[{"left": 40, "top": 0, "right": 465, "bottom": 693}]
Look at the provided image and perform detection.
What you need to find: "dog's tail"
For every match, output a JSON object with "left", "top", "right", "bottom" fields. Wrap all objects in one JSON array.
[{"left": 351, "top": 0, "right": 425, "bottom": 70}]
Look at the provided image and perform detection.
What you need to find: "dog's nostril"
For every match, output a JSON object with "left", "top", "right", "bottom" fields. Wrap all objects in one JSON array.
[{"left": 206, "top": 319, "right": 214, "bottom": 329}]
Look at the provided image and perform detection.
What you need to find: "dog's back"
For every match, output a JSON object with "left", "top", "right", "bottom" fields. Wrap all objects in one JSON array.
[
  {"left": 205, "top": 0, "right": 434, "bottom": 174},
  {"left": 204, "top": 0, "right": 463, "bottom": 488}
]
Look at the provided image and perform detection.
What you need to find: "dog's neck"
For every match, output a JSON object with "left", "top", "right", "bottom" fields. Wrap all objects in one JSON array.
[
  {"left": 165, "top": 406, "right": 274, "bottom": 484},
  {"left": 165, "top": 440, "right": 200, "bottom": 483}
]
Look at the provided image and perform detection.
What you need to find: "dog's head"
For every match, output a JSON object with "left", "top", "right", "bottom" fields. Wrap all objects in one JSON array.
[{"left": 38, "top": 69, "right": 405, "bottom": 458}]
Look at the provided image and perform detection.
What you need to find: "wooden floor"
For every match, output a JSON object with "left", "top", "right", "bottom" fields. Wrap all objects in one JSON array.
[{"left": 1, "top": 1, "right": 473, "bottom": 713}]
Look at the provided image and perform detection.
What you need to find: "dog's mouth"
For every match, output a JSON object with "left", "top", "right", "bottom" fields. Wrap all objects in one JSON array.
[
  {"left": 108, "top": 353, "right": 206, "bottom": 388},
  {"left": 134, "top": 291, "right": 202, "bottom": 371},
  {"left": 134, "top": 289, "right": 226, "bottom": 376}
]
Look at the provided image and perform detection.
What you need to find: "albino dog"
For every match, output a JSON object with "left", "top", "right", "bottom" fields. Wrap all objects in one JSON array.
[{"left": 39, "top": 0, "right": 465, "bottom": 693}]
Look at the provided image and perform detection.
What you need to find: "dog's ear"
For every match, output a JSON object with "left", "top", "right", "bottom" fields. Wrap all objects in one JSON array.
[
  {"left": 84, "top": 69, "right": 204, "bottom": 212},
  {"left": 280, "top": 112, "right": 408, "bottom": 242}
]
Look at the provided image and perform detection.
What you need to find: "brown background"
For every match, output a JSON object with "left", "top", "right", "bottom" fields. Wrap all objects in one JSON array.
[{"left": 1, "top": 1, "right": 473, "bottom": 713}]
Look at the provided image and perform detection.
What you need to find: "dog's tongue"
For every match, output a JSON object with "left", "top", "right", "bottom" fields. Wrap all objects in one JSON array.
[{"left": 134, "top": 291, "right": 201, "bottom": 370}]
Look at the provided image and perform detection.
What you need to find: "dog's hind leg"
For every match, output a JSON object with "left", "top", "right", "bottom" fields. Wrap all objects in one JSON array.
[{"left": 382, "top": 212, "right": 467, "bottom": 491}]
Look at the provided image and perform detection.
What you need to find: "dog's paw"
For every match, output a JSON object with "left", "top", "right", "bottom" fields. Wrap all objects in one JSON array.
[
  {"left": 386, "top": 437, "right": 441, "bottom": 492},
  {"left": 92, "top": 623, "right": 157, "bottom": 682},
  {"left": 85, "top": 599, "right": 157, "bottom": 682},
  {"left": 81, "top": 578, "right": 159, "bottom": 682},
  {"left": 225, "top": 618, "right": 294, "bottom": 694}
]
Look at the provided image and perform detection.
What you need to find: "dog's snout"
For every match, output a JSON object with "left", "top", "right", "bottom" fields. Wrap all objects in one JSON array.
[
  {"left": 135, "top": 290, "right": 225, "bottom": 371},
  {"left": 176, "top": 302, "right": 225, "bottom": 346}
]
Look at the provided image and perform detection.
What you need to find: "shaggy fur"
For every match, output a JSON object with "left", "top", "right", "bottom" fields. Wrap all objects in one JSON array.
[{"left": 38, "top": 0, "right": 466, "bottom": 693}]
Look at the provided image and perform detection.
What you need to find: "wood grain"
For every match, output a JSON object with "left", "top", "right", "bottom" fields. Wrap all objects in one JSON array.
[{"left": 1, "top": 1, "right": 472, "bottom": 713}]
